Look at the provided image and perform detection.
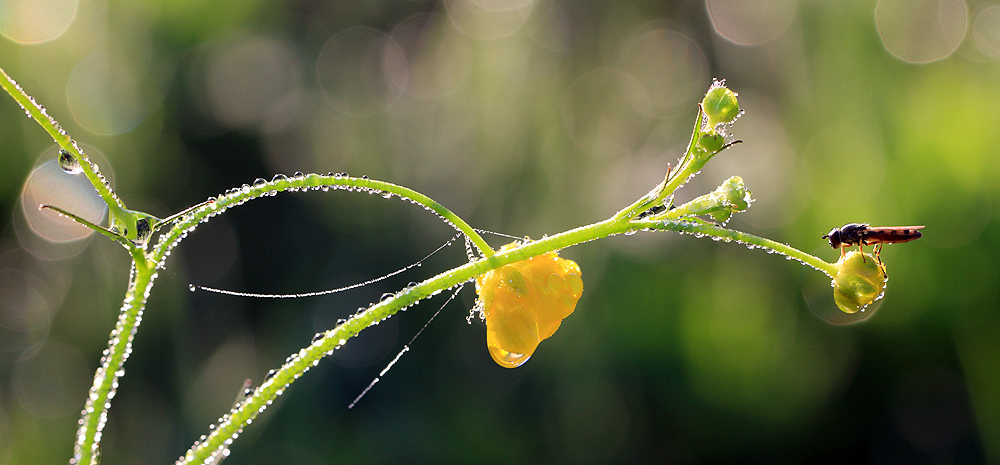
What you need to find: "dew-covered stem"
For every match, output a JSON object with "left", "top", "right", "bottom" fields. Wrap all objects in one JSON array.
[
  {"left": 634, "top": 218, "right": 838, "bottom": 277},
  {"left": 74, "top": 258, "right": 157, "bottom": 465},
  {"left": 0, "top": 66, "right": 128, "bottom": 216}
]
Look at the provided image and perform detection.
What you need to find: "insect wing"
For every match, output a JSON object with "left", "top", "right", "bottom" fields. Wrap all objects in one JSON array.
[{"left": 862, "top": 226, "right": 924, "bottom": 245}]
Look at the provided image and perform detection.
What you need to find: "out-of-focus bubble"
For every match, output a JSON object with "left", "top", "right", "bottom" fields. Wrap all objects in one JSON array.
[
  {"left": 618, "top": 26, "right": 708, "bottom": 117},
  {"left": 972, "top": 6, "right": 1000, "bottom": 58},
  {"left": 902, "top": 169, "right": 988, "bottom": 248},
  {"left": 0, "top": 247, "right": 68, "bottom": 353},
  {"left": 13, "top": 342, "right": 91, "bottom": 418},
  {"left": 876, "top": 0, "right": 967, "bottom": 63},
  {"left": 202, "top": 36, "right": 301, "bottom": 132},
  {"left": 706, "top": 0, "right": 797, "bottom": 45},
  {"left": 66, "top": 53, "right": 147, "bottom": 135},
  {"left": 0, "top": 269, "right": 60, "bottom": 332},
  {"left": 182, "top": 337, "right": 261, "bottom": 428},
  {"left": 564, "top": 69, "right": 648, "bottom": 157},
  {"left": 526, "top": 0, "right": 600, "bottom": 52},
  {"left": 444, "top": 0, "right": 535, "bottom": 40},
  {"left": 0, "top": 0, "right": 77, "bottom": 43},
  {"left": 803, "top": 126, "right": 885, "bottom": 209},
  {"left": 180, "top": 215, "right": 239, "bottom": 284},
  {"left": 317, "top": 27, "right": 406, "bottom": 117},
  {"left": 20, "top": 154, "right": 108, "bottom": 243},
  {"left": 388, "top": 13, "right": 472, "bottom": 101}
]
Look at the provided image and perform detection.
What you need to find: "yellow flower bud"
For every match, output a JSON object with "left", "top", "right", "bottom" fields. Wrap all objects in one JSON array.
[
  {"left": 476, "top": 243, "right": 584, "bottom": 368},
  {"left": 832, "top": 251, "right": 886, "bottom": 314}
]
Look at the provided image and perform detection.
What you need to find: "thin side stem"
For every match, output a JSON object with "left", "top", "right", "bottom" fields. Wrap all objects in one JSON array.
[{"left": 636, "top": 218, "right": 838, "bottom": 277}]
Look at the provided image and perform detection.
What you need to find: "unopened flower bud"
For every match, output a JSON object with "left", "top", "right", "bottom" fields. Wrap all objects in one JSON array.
[
  {"left": 832, "top": 251, "right": 886, "bottom": 314},
  {"left": 701, "top": 81, "right": 740, "bottom": 131}
]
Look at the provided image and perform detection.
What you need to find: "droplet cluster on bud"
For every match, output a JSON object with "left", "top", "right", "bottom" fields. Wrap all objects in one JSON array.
[
  {"left": 475, "top": 243, "right": 584, "bottom": 368},
  {"left": 701, "top": 81, "right": 740, "bottom": 132},
  {"left": 832, "top": 251, "right": 886, "bottom": 313}
]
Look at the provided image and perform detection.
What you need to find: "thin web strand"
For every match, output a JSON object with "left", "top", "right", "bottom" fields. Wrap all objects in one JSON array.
[
  {"left": 348, "top": 282, "right": 466, "bottom": 409},
  {"left": 190, "top": 234, "right": 461, "bottom": 298}
]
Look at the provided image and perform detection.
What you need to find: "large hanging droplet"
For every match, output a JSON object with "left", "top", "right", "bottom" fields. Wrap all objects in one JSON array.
[
  {"left": 57, "top": 149, "right": 82, "bottom": 174},
  {"left": 476, "top": 243, "right": 584, "bottom": 368}
]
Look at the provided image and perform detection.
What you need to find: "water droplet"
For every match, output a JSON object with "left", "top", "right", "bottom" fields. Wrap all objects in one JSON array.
[
  {"left": 264, "top": 369, "right": 277, "bottom": 382},
  {"left": 58, "top": 149, "right": 83, "bottom": 174},
  {"left": 253, "top": 178, "right": 266, "bottom": 188},
  {"left": 188, "top": 284, "right": 197, "bottom": 292},
  {"left": 312, "top": 333, "right": 324, "bottom": 343},
  {"left": 272, "top": 173, "right": 288, "bottom": 183}
]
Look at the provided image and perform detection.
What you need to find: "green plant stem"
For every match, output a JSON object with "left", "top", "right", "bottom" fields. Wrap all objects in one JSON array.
[
  {"left": 0, "top": 66, "right": 128, "bottom": 216},
  {"left": 74, "top": 256, "right": 155, "bottom": 465},
  {"left": 171, "top": 174, "right": 834, "bottom": 464},
  {"left": 635, "top": 217, "right": 838, "bottom": 277},
  {"left": 614, "top": 105, "right": 706, "bottom": 221}
]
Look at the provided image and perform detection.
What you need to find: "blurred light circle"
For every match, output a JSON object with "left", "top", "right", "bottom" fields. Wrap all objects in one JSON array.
[
  {"left": 444, "top": 0, "right": 535, "bottom": 40},
  {"left": 972, "top": 6, "right": 1000, "bottom": 58},
  {"left": 876, "top": 0, "right": 967, "bottom": 63},
  {"left": 0, "top": 269, "right": 57, "bottom": 331},
  {"left": 389, "top": 13, "right": 472, "bottom": 100},
  {"left": 706, "top": 0, "right": 797, "bottom": 45},
  {"left": 564, "top": 69, "right": 649, "bottom": 157},
  {"left": 13, "top": 342, "right": 91, "bottom": 418},
  {"left": 21, "top": 155, "right": 108, "bottom": 243},
  {"left": 317, "top": 27, "right": 406, "bottom": 117},
  {"left": 803, "top": 126, "right": 885, "bottom": 209},
  {"left": 0, "top": 0, "right": 77, "bottom": 43},
  {"left": 618, "top": 26, "right": 708, "bottom": 117},
  {"left": 204, "top": 36, "right": 301, "bottom": 131},
  {"left": 902, "top": 169, "right": 989, "bottom": 248},
  {"left": 66, "top": 53, "right": 147, "bottom": 135}
]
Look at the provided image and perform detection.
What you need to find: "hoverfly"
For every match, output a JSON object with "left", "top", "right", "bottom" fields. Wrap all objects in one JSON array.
[{"left": 822, "top": 223, "right": 924, "bottom": 262}]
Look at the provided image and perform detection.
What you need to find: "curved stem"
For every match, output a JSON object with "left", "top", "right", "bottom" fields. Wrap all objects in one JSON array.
[{"left": 635, "top": 218, "right": 838, "bottom": 277}]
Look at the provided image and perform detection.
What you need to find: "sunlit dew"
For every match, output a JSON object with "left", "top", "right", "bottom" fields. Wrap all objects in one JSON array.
[
  {"left": 443, "top": 0, "right": 535, "bottom": 40},
  {"left": 564, "top": 69, "right": 649, "bottom": 157},
  {"left": 317, "top": 27, "right": 406, "bottom": 116},
  {"left": 0, "top": 0, "right": 77, "bottom": 43},
  {"left": 66, "top": 52, "right": 147, "bottom": 135},
  {"left": 972, "top": 6, "right": 1000, "bottom": 58},
  {"left": 21, "top": 157, "right": 108, "bottom": 243},
  {"left": 706, "top": 0, "right": 797, "bottom": 45},
  {"left": 875, "top": 0, "right": 967, "bottom": 63},
  {"left": 617, "top": 25, "right": 708, "bottom": 117}
]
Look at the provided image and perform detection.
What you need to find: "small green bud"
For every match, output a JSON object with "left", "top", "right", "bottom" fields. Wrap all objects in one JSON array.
[
  {"left": 832, "top": 251, "right": 886, "bottom": 314},
  {"left": 698, "top": 133, "right": 724, "bottom": 153},
  {"left": 667, "top": 176, "right": 751, "bottom": 222},
  {"left": 701, "top": 81, "right": 740, "bottom": 130}
]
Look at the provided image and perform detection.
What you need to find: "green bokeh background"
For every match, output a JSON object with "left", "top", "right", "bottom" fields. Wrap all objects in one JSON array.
[{"left": 1, "top": 0, "right": 997, "bottom": 463}]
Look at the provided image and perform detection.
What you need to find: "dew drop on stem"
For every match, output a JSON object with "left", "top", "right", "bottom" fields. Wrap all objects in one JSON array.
[{"left": 58, "top": 149, "right": 82, "bottom": 174}]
